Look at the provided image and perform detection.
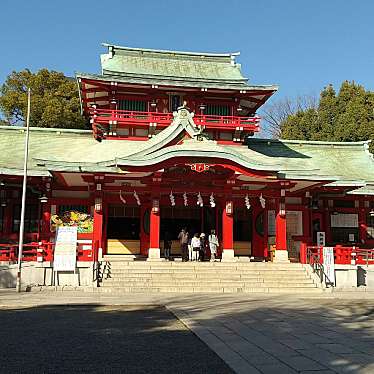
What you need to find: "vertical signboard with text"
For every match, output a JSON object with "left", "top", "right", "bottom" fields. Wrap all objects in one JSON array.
[
  {"left": 323, "top": 247, "right": 335, "bottom": 285},
  {"left": 53, "top": 226, "right": 78, "bottom": 271}
]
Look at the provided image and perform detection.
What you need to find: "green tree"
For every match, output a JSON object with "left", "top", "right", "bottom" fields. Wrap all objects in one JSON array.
[
  {"left": 0, "top": 69, "right": 87, "bottom": 129},
  {"left": 279, "top": 81, "right": 374, "bottom": 152}
]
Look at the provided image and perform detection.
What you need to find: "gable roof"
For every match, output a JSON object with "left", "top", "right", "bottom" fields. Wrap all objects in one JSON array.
[{"left": 89, "top": 43, "right": 278, "bottom": 92}]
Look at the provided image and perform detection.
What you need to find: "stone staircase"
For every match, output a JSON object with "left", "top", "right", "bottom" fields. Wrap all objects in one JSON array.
[{"left": 98, "top": 258, "right": 322, "bottom": 293}]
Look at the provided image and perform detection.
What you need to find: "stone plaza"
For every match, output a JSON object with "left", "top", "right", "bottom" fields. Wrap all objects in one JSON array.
[{"left": 1, "top": 290, "right": 374, "bottom": 373}]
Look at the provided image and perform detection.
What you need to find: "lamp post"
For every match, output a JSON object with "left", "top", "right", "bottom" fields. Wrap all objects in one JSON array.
[{"left": 16, "top": 88, "right": 31, "bottom": 293}]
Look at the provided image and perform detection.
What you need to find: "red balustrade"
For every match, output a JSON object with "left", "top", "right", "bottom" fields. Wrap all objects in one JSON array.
[
  {"left": 90, "top": 108, "right": 260, "bottom": 133},
  {"left": 0, "top": 241, "right": 94, "bottom": 263},
  {"left": 302, "top": 245, "right": 374, "bottom": 265}
]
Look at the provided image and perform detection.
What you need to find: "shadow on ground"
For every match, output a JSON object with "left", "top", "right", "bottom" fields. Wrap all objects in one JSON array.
[
  {"left": 0, "top": 303, "right": 233, "bottom": 374},
  {"left": 165, "top": 294, "right": 374, "bottom": 373}
]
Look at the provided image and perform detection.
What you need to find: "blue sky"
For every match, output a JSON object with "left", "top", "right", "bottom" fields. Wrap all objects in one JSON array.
[{"left": 1, "top": 0, "right": 373, "bottom": 104}]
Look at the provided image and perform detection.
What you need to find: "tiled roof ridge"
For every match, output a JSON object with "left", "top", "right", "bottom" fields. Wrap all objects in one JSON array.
[
  {"left": 0, "top": 125, "right": 92, "bottom": 135},
  {"left": 248, "top": 137, "right": 371, "bottom": 148},
  {"left": 102, "top": 43, "right": 240, "bottom": 59},
  {"left": 75, "top": 71, "right": 278, "bottom": 91},
  {"left": 101, "top": 70, "right": 248, "bottom": 83}
]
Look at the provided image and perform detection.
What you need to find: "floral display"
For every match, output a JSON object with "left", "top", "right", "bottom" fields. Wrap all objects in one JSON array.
[{"left": 50, "top": 210, "right": 93, "bottom": 233}]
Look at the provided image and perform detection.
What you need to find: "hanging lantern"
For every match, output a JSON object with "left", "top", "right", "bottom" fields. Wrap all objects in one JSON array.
[
  {"left": 225, "top": 201, "right": 233, "bottom": 215},
  {"left": 94, "top": 197, "right": 102, "bottom": 212},
  {"left": 259, "top": 194, "right": 266, "bottom": 209},
  {"left": 183, "top": 192, "right": 188, "bottom": 207},
  {"left": 209, "top": 193, "right": 215, "bottom": 208},
  {"left": 39, "top": 195, "right": 48, "bottom": 204},
  {"left": 152, "top": 199, "right": 159, "bottom": 214}
]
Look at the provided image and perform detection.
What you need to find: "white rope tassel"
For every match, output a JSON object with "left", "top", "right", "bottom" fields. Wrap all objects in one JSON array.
[
  {"left": 169, "top": 190, "right": 175, "bottom": 206},
  {"left": 119, "top": 190, "right": 127, "bottom": 205},
  {"left": 197, "top": 192, "right": 203, "bottom": 207},
  {"left": 245, "top": 194, "right": 251, "bottom": 210},
  {"left": 259, "top": 193, "right": 266, "bottom": 209},
  {"left": 183, "top": 192, "right": 188, "bottom": 207},
  {"left": 133, "top": 190, "right": 141, "bottom": 206},
  {"left": 209, "top": 193, "right": 216, "bottom": 208}
]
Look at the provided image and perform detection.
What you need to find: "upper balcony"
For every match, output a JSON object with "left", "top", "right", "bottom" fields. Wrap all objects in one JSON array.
[{"left": 89, "top": 108, "right": 260, "bottom": 141}]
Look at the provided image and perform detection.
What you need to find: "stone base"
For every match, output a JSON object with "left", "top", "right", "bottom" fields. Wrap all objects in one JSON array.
[
  {"left": 273, "top": 249, "right": 290, "bottom": 263},
  {"left": 221, "top": 249, "right": 236, "bottom": 262},
  {"left": 147, "top": 247, "right": 161, "bottom": 261}
]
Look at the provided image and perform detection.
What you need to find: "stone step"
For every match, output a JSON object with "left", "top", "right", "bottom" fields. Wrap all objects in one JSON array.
[
  {"left": 106, "top": 268, "right": 306, "bottom": 274},
  {"left": 101, "top": 281, "right": 317, "bottom": 288},
  {"left": 97, "top": 286, "right": 322, "bottom": 293},
  {"left": 106, "top": 262, "right": 303, "bottom": 269},
  {"left": 104, "top": 270, "right": 307, "bottom": 276},
  {"left": 103, "top": 273, "right": 310, "bottom": 282}
]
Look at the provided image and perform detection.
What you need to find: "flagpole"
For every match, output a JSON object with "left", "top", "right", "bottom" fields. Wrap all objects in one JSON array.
[{"left": 16, "top": 88, "right": 31, "bottom": 292}]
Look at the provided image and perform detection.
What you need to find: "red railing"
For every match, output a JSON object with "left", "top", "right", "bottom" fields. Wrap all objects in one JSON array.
[
  {"left": 89, "top": 108, "right": 260, "bottom": 132},
  {"left": 302, "top": 245, "right": 374, "bottom": 265},
  {"left": 0, "top": 241, "right": 94, "bottom": 263}
]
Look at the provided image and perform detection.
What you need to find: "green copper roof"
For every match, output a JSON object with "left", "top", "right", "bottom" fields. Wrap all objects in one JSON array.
[
  {"left": 101, "top": 44, "right": 245, "bottom": 82},
  {"left": 76, "top": 71, "right": 278, "bottom": 92},
  {"left": 83, "top": 43, "right": 278, "bottom": 92},
  {"left": 0, "top": 125, "right": 373, "bottom": 190},
  {"left": 347, "top": 184, "right": 374, "bottom": 195}
]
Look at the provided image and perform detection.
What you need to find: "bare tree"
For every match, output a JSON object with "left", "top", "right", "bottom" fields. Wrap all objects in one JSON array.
[{"left": 260, "top": 94, "right": 318, "bottom": 138}]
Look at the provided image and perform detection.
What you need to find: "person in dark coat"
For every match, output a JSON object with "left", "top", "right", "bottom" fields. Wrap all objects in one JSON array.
[
  {"left": 164, "top": 231, "right": 172, "bottom": 260},
  {"left": 199, "top": 233, "right": 207, "bottom": 261},
  {"left": 178, "top": 228, "right": 189, "bottom": 262}
]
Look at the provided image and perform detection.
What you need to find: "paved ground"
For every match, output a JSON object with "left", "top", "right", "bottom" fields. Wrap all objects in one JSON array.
[
  {"left": 0, "top": 301, "right": 233, "bottom": 373},
  {"left": 1, "top": 290, "right": 374, "bottom": 373}
]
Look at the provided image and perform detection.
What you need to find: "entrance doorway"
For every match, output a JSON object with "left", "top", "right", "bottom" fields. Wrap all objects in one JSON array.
[
  {"left": 234, "top": 208, "right": 252, "bottom": 256},
  {"left": 106, "top": 205, "right": 141, "bottom": 255},
  {"left": 160, "top": 206, "right": 200, "bottom": 242}
]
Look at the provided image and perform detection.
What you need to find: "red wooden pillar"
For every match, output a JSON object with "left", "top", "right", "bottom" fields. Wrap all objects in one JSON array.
[
  {"left": 140, "top": 205, "right": 149, "bottom": 256},
  {"left": 222, "top": 200, "right": 235, "bottom": 261},
  {"left": 148, "top": 198, "right": 160, "bottom": 259},
  {"left": 275, "top": 212, "right": 287, "bottom": 249},
  {"left": 358, "top": 208, "right": 367, "bottom": 245},
  {"left": 40, "top": 202, "right": 51, "bottom": 241},
  {"left": 274, "top": 198, "right": 289, "bottom": 262},
  {"left": 300, "top": 201, "right": 312, "bottom": 263},
  {"left": 93, "top": 198, "right": 103, "bottom": 259}
]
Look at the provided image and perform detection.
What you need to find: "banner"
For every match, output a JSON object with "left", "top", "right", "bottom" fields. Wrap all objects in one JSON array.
[
  {"left": 323, "top": 247, "right": 335, "bottom": 285},
  {"left": 53, "top": 226, "right": 78, "bottom": 271}
]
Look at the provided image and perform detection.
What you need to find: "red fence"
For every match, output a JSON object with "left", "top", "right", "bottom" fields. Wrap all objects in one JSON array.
[
  {"left": 90, "top": 108, "right": 260, "bottom": 132},
  {"left": 0, "top": 241, "right": 94, "bottom": 263},
  {"left": 301, "top": 244, "right": 374, "bottom": 265}
]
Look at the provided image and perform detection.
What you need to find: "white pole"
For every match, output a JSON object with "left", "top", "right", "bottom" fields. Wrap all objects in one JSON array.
[{"left": 16, "top": 88, "right": 31, "bottom": 292}]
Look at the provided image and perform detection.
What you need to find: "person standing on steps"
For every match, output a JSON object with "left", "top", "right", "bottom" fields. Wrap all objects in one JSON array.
[
  {"left": 199, "top": 233, "right": 207, "bottom": 262},
  {"left": 164, "top": 231, "right": 172, "bottom": 260},
  {"left": 208, "top": 229, "right": 219, "bottom": 262},
  {"left": 191, "top": 233, "right": 201, "bottom": 262},
  {"left": 178, "top": 228, "right": 189, "bottom": 262}
]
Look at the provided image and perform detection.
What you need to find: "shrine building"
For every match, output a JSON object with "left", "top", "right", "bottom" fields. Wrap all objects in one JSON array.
[{"left": 0, "top": 43, "right": 374, "bottom": 266}]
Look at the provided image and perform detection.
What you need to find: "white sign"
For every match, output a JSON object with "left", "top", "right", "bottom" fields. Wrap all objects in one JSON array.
[
  {"left": 317, "top": 231, "right": 326, "bottom": 247},
  {"left": 53, "top": 226, "right": 77, "bottom": 271},
  {"left": 323, "top": 247, "right": 335, "bottom": 285}
]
